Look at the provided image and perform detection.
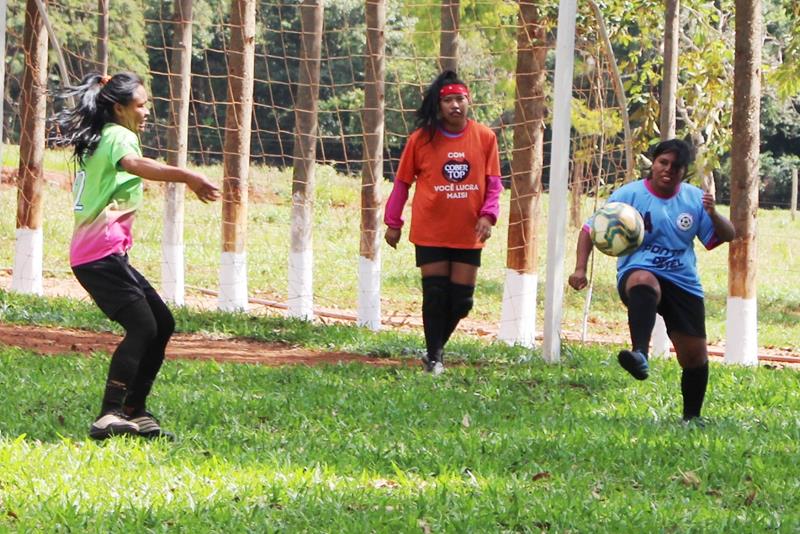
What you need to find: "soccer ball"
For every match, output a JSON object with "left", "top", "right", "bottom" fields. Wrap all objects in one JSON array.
[{"left": 590, "top": 202, "right": 644, "bottom": 257}]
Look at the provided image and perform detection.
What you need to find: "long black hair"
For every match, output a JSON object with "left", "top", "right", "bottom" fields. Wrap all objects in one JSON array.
[
  {"left": 415, "top": 70, "right": 468, "bottom": 142},
  {"left": 50, "top": 72, "right": 143, "bottom": 163}
]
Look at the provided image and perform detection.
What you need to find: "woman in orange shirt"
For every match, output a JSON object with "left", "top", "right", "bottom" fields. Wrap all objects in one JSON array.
[{"left": 384, "top": 70, "right": 502, "bottom": 375}]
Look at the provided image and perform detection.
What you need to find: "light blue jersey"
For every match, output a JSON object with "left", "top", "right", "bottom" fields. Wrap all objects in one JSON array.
[{"left": 606, "top": 179, "right": 721, "bottom": 297}]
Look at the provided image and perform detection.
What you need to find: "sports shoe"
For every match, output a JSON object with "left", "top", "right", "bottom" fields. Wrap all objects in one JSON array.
[
  {"left": 127, "top": 411, "right": 175, "bottom": 440},
  {"left": 422, "top": 349, "right": 443, "bottom": 373},
  {"left": 431, "top": 361, "right": 445, "bottom": 376},
  {"left": 617, "top": 349, "right": 649, "bottom": 380},
  {"left": 89, "top": 411, "right": 139, "bottom": 440},
  {"left": 681, "top": 416, "right": 706, "bottom": 428}
]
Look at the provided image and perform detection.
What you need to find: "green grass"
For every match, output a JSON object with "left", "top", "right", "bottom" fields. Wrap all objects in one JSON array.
[
  {"left": 2, "top": 145, "right": 799, "bottom": 351},
  {"left": 1, "top": 291, "right": 800, "bottom": 531},
  {"left": 2, "top": 339, "right": 800, "bottom": 530}
]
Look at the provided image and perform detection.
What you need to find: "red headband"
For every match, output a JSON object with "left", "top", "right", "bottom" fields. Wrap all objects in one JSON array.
[{"left": 439, "top": 83, "right": 470, "bottom": 99}]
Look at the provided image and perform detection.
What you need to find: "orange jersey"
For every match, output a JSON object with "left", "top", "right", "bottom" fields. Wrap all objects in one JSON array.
[{"left": 395, "top": 120, "right": 501, "bottom": 248}]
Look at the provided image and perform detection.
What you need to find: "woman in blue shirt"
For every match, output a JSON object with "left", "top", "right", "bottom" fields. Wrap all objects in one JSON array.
[{"left": 569, "top": 139, "right": 735, "bottom": 423}]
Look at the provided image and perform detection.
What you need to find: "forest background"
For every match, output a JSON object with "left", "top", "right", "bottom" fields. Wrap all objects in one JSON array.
[{"left": 2, "top": 0, "right": 799, "bottom": 208}]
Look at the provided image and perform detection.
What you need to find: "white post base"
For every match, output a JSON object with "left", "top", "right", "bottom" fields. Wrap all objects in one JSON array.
[
  {"left": 725, "top": 296, "right": 758, "bottom": 365},
  {"left": 498, "top": 270, "right": 537, "bottom": 348},
  {"left": 219, "top": 251, "right": 248, "bottom": 312},
  {"left": 12, "top": 228, "right": 43, "bottom": 295},
  {"left": 288, "top": 248, "right": 313, "bottom": 320},
  {"left": 357, "top": 255, "right": 381, "bottom": 331},
  {"left": 650, "top": 314, "right": 671, "bottom": 358},
  {"left": 161, "top": 242, "right": 185, "bottom": 306}
]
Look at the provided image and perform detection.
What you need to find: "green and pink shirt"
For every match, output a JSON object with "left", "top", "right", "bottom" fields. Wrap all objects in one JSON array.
[{"left": 70, "top": 123, "right": 143, "bottom": 267}]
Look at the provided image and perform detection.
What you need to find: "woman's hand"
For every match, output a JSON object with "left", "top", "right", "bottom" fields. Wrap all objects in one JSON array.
[
  {"left": 385, "top": 227, "right": 401, "bottom": 249},
  {"left": 475, "top": 216, "right": 493, "bottom": 242},
  {"left": 701, "top": 192, "right": 716, "bottom": 215},
  {"left": 568, "top": 268, "right": 588, "bottom": 290},
  {"left": 187, "top": 174, "right": 221, "bottom": 203}
]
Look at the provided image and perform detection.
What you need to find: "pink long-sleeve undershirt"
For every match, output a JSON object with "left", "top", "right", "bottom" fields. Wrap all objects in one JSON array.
[
  {"left": 479, "top": 175, "right": 502, "bottom": 225},
  {"left": 383, "top": 175, "right": 503, "bottom": 228},
  {"left": 383, "top": 180, "right": 410, "bottom": 229}
]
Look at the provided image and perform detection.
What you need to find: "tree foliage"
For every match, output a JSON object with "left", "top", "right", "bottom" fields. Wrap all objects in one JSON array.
[{"left": 2, "top": 0, "right": 798, "bottom": 200}]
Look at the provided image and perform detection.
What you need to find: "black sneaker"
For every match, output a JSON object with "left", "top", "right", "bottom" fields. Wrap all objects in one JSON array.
[
  {"left": 617, "top": 349, "right": 650, "bottom": 380},
  {"left": 127, "top": 411, "right": 175, "bottom": 440},
  {"left": 89, "top": 411, "right": 139, "bottom": 440}
]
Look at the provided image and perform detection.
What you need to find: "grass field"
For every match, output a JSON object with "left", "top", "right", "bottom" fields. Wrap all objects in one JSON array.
[
  {"left": 1, "top": 290, "right": 800, "bottom": 532},
  {"left": 2, "top": 145, "right": 799, "bottom": 352}
]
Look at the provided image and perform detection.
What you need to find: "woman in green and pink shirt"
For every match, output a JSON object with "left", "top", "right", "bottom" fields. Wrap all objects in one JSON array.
[{"left": 52, "top": 72, "right": 219, "bottom": 439}]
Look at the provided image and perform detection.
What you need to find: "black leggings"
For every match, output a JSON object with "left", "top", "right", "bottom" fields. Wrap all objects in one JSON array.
[{"left": 106, "top": 292, "right": 174, "bottom": 410}]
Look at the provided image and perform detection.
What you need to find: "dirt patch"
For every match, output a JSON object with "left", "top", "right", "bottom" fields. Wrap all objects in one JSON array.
[
  {"left": 1, "top": 272, "right": 798, "bottom": 368},
  {"left": 0, "top": 323, "right": 407, "bottom": 367}
]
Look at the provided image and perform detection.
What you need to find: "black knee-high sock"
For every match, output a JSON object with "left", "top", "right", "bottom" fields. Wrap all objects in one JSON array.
[
  {"left": 681, "top": 362, "right": 709, "bottom": 420},
  {"left": 101, "top": 299, "right": 158, "bottom": 413},
  {"left": 421, "top": 276, "right": 450, "bottom": 361},
  {"left": 627, "top": 285, "right": 658, "bottom": 354},
  {"left": 443, "top": 283, "right": 475, "bottom": 345}
]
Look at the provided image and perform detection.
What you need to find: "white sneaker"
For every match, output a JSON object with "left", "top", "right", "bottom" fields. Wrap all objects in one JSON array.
[
  {"left": 89, "top": 411, "right": 139, "bottom": 440},
  {"left": 432, "top": 362, "right": 445, "bottom": 376}
]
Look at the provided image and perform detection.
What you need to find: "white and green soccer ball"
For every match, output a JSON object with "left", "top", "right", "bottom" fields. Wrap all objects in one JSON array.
[{"left": 590, "top": 201, "right": 644, "bottom": 257}]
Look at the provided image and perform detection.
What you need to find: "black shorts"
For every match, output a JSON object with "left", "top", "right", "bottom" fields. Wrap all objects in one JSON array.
[
  {"left": 618, "top": 270, "right": 706, "bottom": 338},
  {"left": 415, "top": 245, "right": 482, "bottom": 267},
  {"left": 72, "top": 253, "right": 157, "bottom": 320}
]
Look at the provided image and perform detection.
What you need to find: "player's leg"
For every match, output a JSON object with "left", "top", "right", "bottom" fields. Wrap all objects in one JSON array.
[
  {"left": 443, "top": 258, "right": 480, "bottom": 346},
  {"left": 671, "top": 332, "right": 709, "bottom": 422},
  {"left": 94, "top": 298, "right": 158, "bottom": 439},
  {"left": 660, "top": 282, "right": 709, "bottom": 422},
  {"left": 73, "top": 255, "right": 157, "bottom": 439},
  {"left": 417, "top": 246, "right": 451, "bottom": 373},
  {"left": 123, "top": 269, "right": 176, "bottom": 438},
  {"left": 617, "top": 269, "right": 661, "bottom": 380}
]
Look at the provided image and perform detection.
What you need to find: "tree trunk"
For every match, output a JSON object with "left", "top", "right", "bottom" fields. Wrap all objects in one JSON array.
[
  {"left": 358, "top": 0, "right": 385, "bottom": 330},
  {"left": 649, "top": 0, "right": 681, "bottom": 358},
  {"left": 660, "top": 0, "right": 679, "bottom": 139},
  {"left": 288, "top": 0, "right": 323, "bottom": 320},
  {"left": 96, "top": 0, "right": 109, "bottom": 75},
  {"left": 726, "top": 0, "right": 761, "bottom": 365},
  {"left": 0, "top": 0, "right": 9, "bottom": 166},
  {"left": 498, "top": 0, "right": 546, "bottom": 347},
  {"left": 219, "top": 0, "right": 255, "bottom": 311},
  {"left": 439, "top": 0, "right": 459, "bottom": 72},
  {"left": 162, "top": 0, "right": 192, "bottom": 305},
  {"left": 13, "top": 0, "right": 48, "bottom": 295}
]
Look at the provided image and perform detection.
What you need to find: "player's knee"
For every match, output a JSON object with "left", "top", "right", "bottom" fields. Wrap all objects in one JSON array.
[
  {"left": 625, "top": 270, "right": 660, "bottom": 293},
  {"left": 422, "top": 276, "right": 450, "bottom": 315},
  {"left": 449, "top": 283, "right": 475, "bottom": 320}
]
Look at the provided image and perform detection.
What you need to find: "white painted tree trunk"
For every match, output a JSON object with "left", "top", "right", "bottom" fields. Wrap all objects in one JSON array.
[
  {"left": 161, "top": 0, "right": 193, "bottom": 305},
  {"left": 219, "top": 251, "right": 248, "bottom": 311},
  {"left": 725, "top": 297, "right": 758, "bottom": 365},
  {"left": 161, "top": 194, "right": 185, "bottom": 305},
  {"left": 288, "top": 246, "right": 313, "bottom": 320},
  {"left": 650, "top": 314, "right": 671, "bottom": 358},
  {"left": 12, "top": 228, "right": 42, "bottom": 295},
  {"left": 287, "top": 1, "right": 323, "bottom": 321},
  {"left": 726, "top": 0, "right": 761, "bottom": 366},
  {"left": 357, "top": 254, "right": 381, "bottom": 330},
  {"left": 498, "top": 270, "right": 537, "bottom": 348}
]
